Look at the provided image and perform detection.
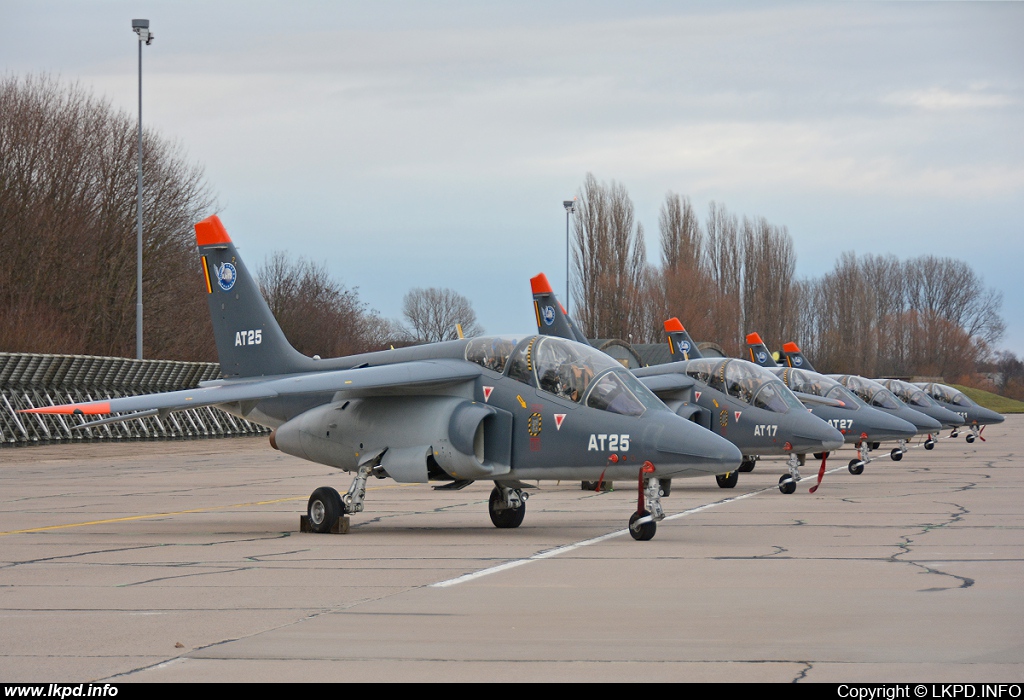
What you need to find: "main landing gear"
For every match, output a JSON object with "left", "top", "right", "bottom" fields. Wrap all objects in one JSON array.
[
  {"left": 716, "top": 471, "right": 738, "bottom": 489},
  {"left": 488, "top": 484, "right": 528, "bottom": 528},
  {"left": 738, "top": 458, "right": 757, "bottom": 473},
  {"left": 629, "top": 462, "right": 664, "bottom": 541},
  {"left": 778, "top": 453, "right": 804, "bottom": 494}
]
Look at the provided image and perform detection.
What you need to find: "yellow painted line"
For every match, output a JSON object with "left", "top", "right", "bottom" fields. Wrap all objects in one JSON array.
[{"left": 0, "top": 483, "right": 410, "bottom": 536}]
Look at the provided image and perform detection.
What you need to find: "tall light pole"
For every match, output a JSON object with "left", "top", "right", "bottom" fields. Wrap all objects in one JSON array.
[
  {"left": 563, "top": 198, "right": 576, "bottom": 315},
  {"left": 132, "top": 19, "right": 153, "bottom": 360}
]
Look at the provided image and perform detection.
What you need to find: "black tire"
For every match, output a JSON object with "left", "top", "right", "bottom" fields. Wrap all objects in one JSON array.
[
  {"left": 738, "top": 460, "right": 756, "bottom": 473},
  {"left": 659, "top": 478, "right": 672, "bottom": 497},
  {"left": 778, "top": 474, "right": 797, "bottom": 495},
  {"left": 812, "top": 452, "right": 830, "bottom": 460},
  {"left": 716, "top": 471, "right": 738, "bottom": 489},
  {"left": 489, "top": 487, "right": 526, "bottom": 528},
  {"left": 629, "top": 510, "right": 656, "bottom": 541},
  {"left": 966, "top": 434, "right": 976, "bottom": 444},
  {"left": 924, "top": 439, "right": 935, "bottom": 450},
  {"left": 307, "top": 486, "right": 343, "bottom": 534},
  {"left": 581, "top": 481, "right": 598, "bottom": 491},
  {"left": 870, "top": 442, "right": 881, "bottom": 450},
  {"left": 890, "top": 448, "right": 903, "bottom": 461},
  {"left": 848, "top": 459, "right": 864, "bottom": 475}
]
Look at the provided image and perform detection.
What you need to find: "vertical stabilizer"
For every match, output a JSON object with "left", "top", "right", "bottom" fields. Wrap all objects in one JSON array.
[
  {"left": 530, "top": 273, "right": 591, "bottom": 345},
  {"left": 779, "top": 341, "right": 815, "bottom": 371},
  {"left": 744, "top": 332, "right": 779, "bottom": 368},
  {"left": 196, "top": 215, "right": 316, "bottom": 378},
  {"left": 664, "top": 318, "right": 703, "bottom": 361}
]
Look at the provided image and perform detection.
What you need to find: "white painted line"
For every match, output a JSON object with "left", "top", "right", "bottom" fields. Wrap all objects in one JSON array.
[{"left": 431, "top": 466, "right": 848, "bottom": 588}]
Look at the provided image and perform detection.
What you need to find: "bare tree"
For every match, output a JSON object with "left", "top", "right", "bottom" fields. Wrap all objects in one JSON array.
[
  {"left": 402, "top": 288, "right": 483, "bottom": 343},
  {"left": 258, "top": 251, "right": 397, "bottom": 357},
  {"left": 571, "top": 173, "right": 648, "bottom": 340},
  {"left": 0, "top": 74, "right": 216, "bottom": 360}
]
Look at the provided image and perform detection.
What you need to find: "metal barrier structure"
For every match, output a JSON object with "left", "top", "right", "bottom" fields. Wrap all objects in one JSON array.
[{"left": 0, "top": 353, "right": 268, "bottom": 446}]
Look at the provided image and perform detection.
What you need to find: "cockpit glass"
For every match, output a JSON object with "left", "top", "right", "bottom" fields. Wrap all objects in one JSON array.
[
  {"left": 505, "top": 335, "right": 624, "bottom": 404},
  {"left": 721, "top": 360, "right": 776, "bottom": 405},
  {"left": 585, "top": 372, "right": 646, "bottom": 416},
  {"left": 787, "top": 368, "right": 838, "bottom": 397},
  {"left": 870, "top": 387, "right": 902, "bottom": 410},
  {"left": 887, "top": 380, "right": 931, "bottom": 407},
  {"left": 465, "top": 336, "right": 520, "bottom": 374},
  {"left": 684, "top": 358, "right": 720, "bottom": 386},
  {"left": 826, "top": 384, "right": 862, "bottom": 408},
  {"left": 930, "top": 384, "right": 971, "bottom": 407},
  {"left": 753, "top": 381, "right": 802, "bottom": 413}
]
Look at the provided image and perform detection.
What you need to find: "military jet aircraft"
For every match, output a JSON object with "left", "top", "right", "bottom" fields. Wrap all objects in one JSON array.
[
  {"left": 774, "top": 344, "right": 969, "bottom": 432},
  {"left": 530, "top": 275, "right": 843, "bottom": 495},
  {"left": 914, "top": 382, "right": 1004, "bottom": 442},
  {"left": 745, "top": 335, "right": 943, "bottom": 461},
  {"left": 23, "top": 216, "right": 742, "bottom": 541}
]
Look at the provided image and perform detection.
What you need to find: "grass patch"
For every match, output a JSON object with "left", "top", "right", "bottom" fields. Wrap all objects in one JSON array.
[{"left": 952, "top": 385, "right": 1024, "bottom": 414}]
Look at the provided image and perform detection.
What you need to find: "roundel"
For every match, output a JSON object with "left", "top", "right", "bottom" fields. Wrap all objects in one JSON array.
[
  {"left": 217, "top": 262, "right": 237, "bottom": 292},
  {"left": 756, "top": 351, "right": 767, "bottom": 364},
  {"left": 541, "top": 306, "right": 555, "bottom": 326},
  {"left": 793, "top": 356, "right": 803, "bottom": 366},
  {"left": 679, "top": 340, "right": 691, "bottom": 352}
]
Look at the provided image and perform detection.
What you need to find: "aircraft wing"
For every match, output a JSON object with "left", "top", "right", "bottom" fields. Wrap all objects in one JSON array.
[
  {"left": 636, "top": 373, "right": 696, "bottom": 396},
  {"left": 22, "top": 359, "right": 482, "bottom": 419},
  {"left": 792, "top": 391, "right": 846, "bottom": 408}
]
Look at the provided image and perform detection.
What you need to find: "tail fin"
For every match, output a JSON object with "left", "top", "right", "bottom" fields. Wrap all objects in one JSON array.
[
  {"left": 779, "top": 341, "right": 815, "bottom": 371},
  {"left": 664, "top": 318, "right": 703, "bottom": 361},
  {"left": 530, "top": 273, "right": 591, "bottom": 345},
  {"left": 196, "top": 215, "right": 315, "bottom": 378},
  {"left": 744, "top": 332, "right": 779, "bottom": 368}
]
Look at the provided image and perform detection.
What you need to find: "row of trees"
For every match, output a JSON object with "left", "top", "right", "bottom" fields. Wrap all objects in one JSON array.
[
  {"left": 0, "top": 75, "right": 481, "bottom": 361},
  {"left": 571, "top": 173, "right": 1006, "bottom": 381}
]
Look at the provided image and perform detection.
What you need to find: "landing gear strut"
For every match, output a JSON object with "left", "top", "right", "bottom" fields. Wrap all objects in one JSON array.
[
  {"left": 778, "top": 453, "right": 803, "bottom": 494},
  {"left": 849, "top": 434, "right": 871, "bottom": 475},
  {"left": 629, "top": 462, "right": 663, "bottom": 541}
]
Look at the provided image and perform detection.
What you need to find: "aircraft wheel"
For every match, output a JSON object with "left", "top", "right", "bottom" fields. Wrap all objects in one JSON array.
[
  {"left": 924, "top": 439, "right": 935, "bottom": 450},
  {"left": 629, "top": 510, "right": 656, "bottom": 541},
  {"left": 966, "top": 434, "right": 976, "bottom": 444},
  {"left": 659, "top": 478, "right": 672, "bottom": 497},
  {"left": 489, "top": 487, "right": 526, "bottom": 529},
  {"left": 848, "top": 459, "right": 864, "bottom": 475},
  {"left": 716, "top": 471, "right": 738, "bottom": 489},
  {"left": 870, "top": 442, "right": 880, "bottom": 450},
  {"left": 581, "top": 481, "right": 598, "bottom": 491},
  {"left": 778, "top": 475, "right": 797, "bottom": 495},
  {"left": 890, "top": 448, "right": 903, "bottom": 462},
  {"left": 950, "top": 430, "right": 959, "bottom": 438},
  {"left": 738, "top": 460, "right": 756, "bottom": 473},
  {"left": 307, "top": 486, "right": 343, "bottom": 534},
  {"left": 812, "top": 452, "right": 830, "bottom": 460}
]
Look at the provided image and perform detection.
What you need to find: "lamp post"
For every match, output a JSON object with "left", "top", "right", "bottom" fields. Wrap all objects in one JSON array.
[
  {"left": 132, "top": 19, "right": 153, "bottom": 360},
  {"left": 563, "top": 198, "right": 576, "bottom": 315}
]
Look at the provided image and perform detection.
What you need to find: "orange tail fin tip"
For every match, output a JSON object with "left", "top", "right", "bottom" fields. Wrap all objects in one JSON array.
[
  {"left": 782, "top": 342, "right": 801, "bottom": 353},
  {"left": 664, "top": 318, "right": 685, "bottom": 332},
  {"left": 530, "top": 273, "right": 554, "bottom": 295},
  {"left": 746, "top": 332, "right": 764, "bottom": 345},
  {"left": 195, "top": 214, "right": 232, "bottom": 247}
]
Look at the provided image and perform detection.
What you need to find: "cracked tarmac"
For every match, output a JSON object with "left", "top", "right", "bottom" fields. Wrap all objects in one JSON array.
[{"left": 1, "top": 417, "right": 1022, "bottom": 682}]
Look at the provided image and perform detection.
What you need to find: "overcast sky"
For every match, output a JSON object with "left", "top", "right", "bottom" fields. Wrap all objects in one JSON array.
[{"left": 3, "top": 1, "right": 1022, "bottom": 354}]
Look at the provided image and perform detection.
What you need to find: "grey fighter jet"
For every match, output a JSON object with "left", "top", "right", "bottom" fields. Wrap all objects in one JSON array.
[
  {"left": 530, "top": 276, "right": 843, "bottom": 495},
  {"left": 24, "top": 216, "right": 742, "bottom": 541},
  {"left": 745, "top": 334, "right": 942, "bottom": 462},
  {"left": 775, "top": 343, "right": 966, "bottom": 430},
  {"left": 914, "top": 382, "right": 1004, "bottom": 442},
  {"left": 670, "top": 325, "right": 915, "bottom": 485}
]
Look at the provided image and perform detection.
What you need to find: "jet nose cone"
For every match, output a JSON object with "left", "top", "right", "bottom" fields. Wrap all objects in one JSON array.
[
  {"left": 789, "top": 413, "right": 845, "bottom": 452},
  {"left": 872, "top": 411, "right": 918, "bottom": 441},
  {"left": 900, "top": 406, "right": 942, "bottom": 433},
  {"left": 649, "top": 414, "right": 741, "bottom": 476},
  {"left": 975, "top": 406, "right": 1005, "bottom": 425}
]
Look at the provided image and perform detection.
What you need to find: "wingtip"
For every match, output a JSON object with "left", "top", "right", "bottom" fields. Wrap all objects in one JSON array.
[
  {"left": 195, "top": 215, "right": 232, "bottom": 247},
  {"left": 21, "top": 402, "right": 111, "bottom": 416},
  {"left": 664, "top": 317, "right": 685, "bottom": 332},
  {"left": 530, "top": 273, "right": 554, "bottom": 295}
]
